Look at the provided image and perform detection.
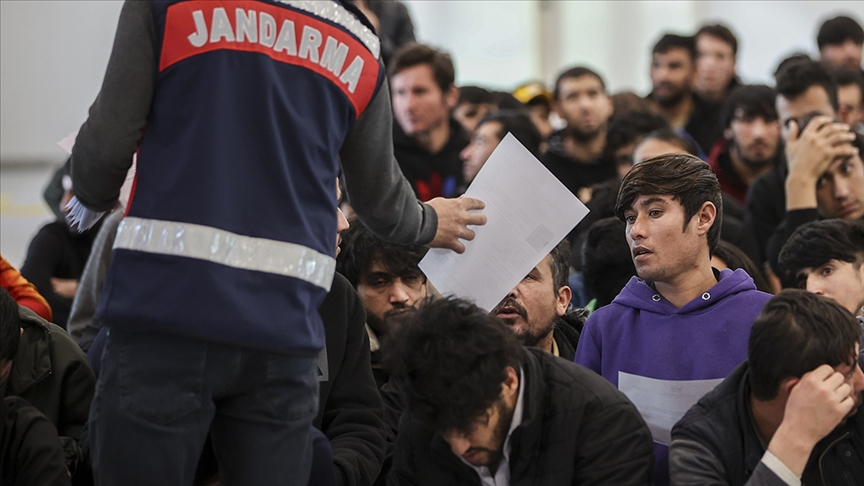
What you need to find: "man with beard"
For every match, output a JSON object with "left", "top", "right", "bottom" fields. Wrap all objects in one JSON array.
[
  {"left": 817, "top": 16, "right": 864, "bottom": 73},
  {"left": 671, "top": 290, "right": 864, "bottom": 485},
  {"left": 693, "top": 24, "right": 741, "bottom": 104},
  {"left": 648, "top": 33, "right": 724, "bottom": 155},
  {"left": 336, "top": 220, "right": 429, "bottom": 389},
  {"left": 491, "top": 240, "right": 583, "bottom": 360},
  {"left": 542, "top": 66, "right": 617, "bottom": 200},
  {"left": 386, "top": 297, "right": 654, "bottom": 485},
  {"left": 707, "top": 85, "right": 783, "bottom": 206}
]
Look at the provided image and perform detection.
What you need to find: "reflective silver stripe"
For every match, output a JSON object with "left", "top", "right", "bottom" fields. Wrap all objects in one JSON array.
[
  {"left": 276, "top": 0, "right": 380, "bottom": 59},
  {"left": 114, "top": 217, "right": 335, "bottom": 291}
]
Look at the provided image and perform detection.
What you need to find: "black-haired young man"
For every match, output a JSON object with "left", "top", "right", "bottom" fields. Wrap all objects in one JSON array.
[
  {"left": 648, "top": 34, "right": 724, "bottom": 154},
  {"left": 390, "top": 43, "right": 467, "bottom": 200},
  {"left": 460, "top": 110, "right": 543, "bottom": 186},
  {"left": 575, "top": 153, "right": 772, "bottom": 485},
  {"left": 671, "top": 290, "right": 864, "bottom": 485},
  {"left": 744, "top": 59, "right": 850, "bottom": 268},
  {"left": 779, "top": 219, "right": 864, "bottom": 318},
  {"left": 542, "top": 66, "right": 617, "bottom": 199},
  {"left": 817, "top": 15, "right": 864, "bottom": 72},
  {"left": 707, "top": 85, "right": 783, "bottom": 206},
  {"left": 387, "top": 297, "right": 654, "bottom": 485},
  {"left": 336, "top": 219, "right": 429, "bottom": 388},
  {"left": 693, "top": 24, "right": 741, "bottom": 103}
]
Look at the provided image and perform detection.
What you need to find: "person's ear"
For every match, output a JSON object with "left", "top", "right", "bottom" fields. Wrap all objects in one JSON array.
[
  {"left": 695, "top": 201, "right": 717, "bottom": 237},
  {"left": 501, "top": 366, "right": 519, "bottom": 399},
  {"left": 556, "top": 286, "right": 572, "bottom": 317}
]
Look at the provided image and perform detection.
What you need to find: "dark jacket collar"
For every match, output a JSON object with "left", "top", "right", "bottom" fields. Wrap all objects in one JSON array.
[{"left": 9, "top": 307, "right": 52, "bottom": 396}]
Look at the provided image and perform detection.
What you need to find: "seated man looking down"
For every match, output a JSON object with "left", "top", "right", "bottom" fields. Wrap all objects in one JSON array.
[
  {"left": 779, "top": 219, "right": 864, "bottom": 318},
  {"left": 387, "top": 297, "right": 654, "bottom": 485},
  {"left": 575, "top": 153, "right": 772, "bottom": 485},
  {"left": 671, "top": 289, "right": 864, "bottom": 485}
]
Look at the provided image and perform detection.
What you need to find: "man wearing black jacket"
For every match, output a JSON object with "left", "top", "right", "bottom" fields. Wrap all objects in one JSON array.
[
  {"left": 386, "top": 297, "right": 654, "bottom": 485},
  {"left": 671, "top": 290, "right": 864, "bottom": 485}
]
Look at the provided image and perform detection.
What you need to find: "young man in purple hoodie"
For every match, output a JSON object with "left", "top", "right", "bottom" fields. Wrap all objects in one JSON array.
[{"left": 574, "top": 153, "right": 772, "bottom": 485}]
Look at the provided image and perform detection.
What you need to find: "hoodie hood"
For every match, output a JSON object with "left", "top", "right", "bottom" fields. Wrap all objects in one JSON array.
[{"left": 611, "top": 268, "right": 760, "bottom": 315}]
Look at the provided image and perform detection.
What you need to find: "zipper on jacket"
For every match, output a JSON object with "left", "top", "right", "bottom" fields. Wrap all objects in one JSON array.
[{"left": 818, "top": 431, "right": 850, "bottom": 485}]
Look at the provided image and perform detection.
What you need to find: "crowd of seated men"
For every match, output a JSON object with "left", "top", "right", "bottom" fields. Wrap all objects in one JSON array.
[{"left": 3, "top": 3, "right": 864, "bottom": 485}]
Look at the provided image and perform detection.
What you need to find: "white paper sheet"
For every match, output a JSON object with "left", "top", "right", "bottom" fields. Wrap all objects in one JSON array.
[
  {"left": 57, "top": 131, "right": 79, "bottom": 154},
  {"left": 618, "top": 371, "right": 723, "bottom": 446},
  {"left": 418, "top": 133, "right": 589, "bottom": 311}
]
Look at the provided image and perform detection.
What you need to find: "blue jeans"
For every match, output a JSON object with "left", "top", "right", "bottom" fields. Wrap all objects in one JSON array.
[{"left": 89, "top": 328, "right": 319, "bottom": 486}]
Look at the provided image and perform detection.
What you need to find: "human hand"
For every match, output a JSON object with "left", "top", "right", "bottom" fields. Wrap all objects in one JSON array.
[
  {"left": 786, "top": 117, "right": 858, "bottom": 185},
  {"left": 426, "top": 196, "right": 487, "bottom": 254},
  {"left": 51, "top": 278, "right": 79, "bottom": 299},
  {"left": 767, "top": 364, "right": 855, "bottom": 476}
]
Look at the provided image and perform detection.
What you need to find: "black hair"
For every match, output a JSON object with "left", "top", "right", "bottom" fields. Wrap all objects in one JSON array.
[
  {"left": 549, "top": 238, "right": 572, "bottom": 292},
  {"left": 712, "top": 240, "right": 772, "bottom": 293},
  {"left": 336, "top": 219, "right": 428, "bottom": 288},
  {"left": 778, "top": 219, "right": 864, "bottom": 286},
  {"left": 0, "top": 288, "right": 20, "bottom": 364},
  {"left": 721, "top": 85, "right": 778, "bottom": 129},
  {"left": 458, "top": 86, "right": 495, "bottom": 106},
  {"left": 604, "top": 110, "right": 671, "bottom": 165},
  {"left": 696, "top": 24, "right": 738, "bottom": 56},
  {"left": 492, "top": 91, "right": 526, "bottom": 110},
  {"left": 796, "top": 112, "right": 864, "bottom": 153},
  {"left": 817, "top": 16, "right": 864, "bottom": 50},
  {"left": 833, "top": 68, "right": 864, "bottom": 97},
  {"left": 748, "top": 289, "right": 860, "bottom": 401},
  {"left": 775, "top": 59, "right": 839, "bottom": 113},
  {"left": 652, "top": 34, "right": 696, "bottom": 61},
  {"left": 636, "top": 128, "right": 701, "bottom": 158},
  {"left": 389, "top": 43, "right": 455, "bottom": 94},
  {"left": 475, "top": 109, "right": 543, "bottom": 157},
  {"left": 615, "top": 153, "right": 723, "bottom": 255},
  {"left": 582, "top": 217, "right": 636, "bottom": 307},
  {"left": 554, "top": 66, "right": 607, "bottom": 100},
  {"left": 386, "top": 297, "right": 525, "bottom": 434},
  {"left": 773, "top": 53, "right": 812, "bottom": 78}
]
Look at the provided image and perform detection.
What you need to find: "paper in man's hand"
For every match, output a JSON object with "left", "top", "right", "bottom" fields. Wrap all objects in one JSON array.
[{"left": 419, "top": 133, "right": 589, "bottom": 311}]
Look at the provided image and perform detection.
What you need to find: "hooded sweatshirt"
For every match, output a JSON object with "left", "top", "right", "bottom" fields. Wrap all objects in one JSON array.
[{"left": 574, "top": 268, "right": 772, "bottom": 486}]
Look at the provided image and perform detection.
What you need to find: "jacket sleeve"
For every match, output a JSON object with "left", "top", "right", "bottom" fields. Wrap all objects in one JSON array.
[
  {"left": 68, "top": 210, "right": 122, "bottom": 348},
  {"left": 670, "top": 436, "right": 793, "bottom": 486},
  {"left": 20, "top": 224, "right": 69, "bottom": 325},
  {"left": 322, "top": 283, "right": 388, "bottom": 486},
  {"left": 70, "top": 0, "right": 155, "bottom": 211},
  {"left": 385, "top": 419, "right": 420, "bottom": 486},
  {"left": 0, "top": 255, "right": 52, "bottom": 322},
  {"left": 339, "top": 78, "right": 437, "bottom": 246},
  {"left": 574, "top": 399, "right": 655, "bottom": 485}
]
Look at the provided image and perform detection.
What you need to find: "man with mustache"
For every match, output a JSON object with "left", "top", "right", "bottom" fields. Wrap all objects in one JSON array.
[
  {"left": 647, "top": 33, "right": 724, "bottom": 155},
  {"left": 491, "top": 239, "right": 583, "bottom": 361},
  {"left": 541, "top": 66, "right": 617, "bottom": 200},
  {"left": 707, "top": 85, "right": 783, "bottom": 206},
  {"left": 336, "top": 220, "right": 429, "bottom": 389},
  {"left": 575, "top": 154, "right": 772, "bottom": 485},
  {"left": 671, "top": 290, "right": 864, "bottom": 485}
]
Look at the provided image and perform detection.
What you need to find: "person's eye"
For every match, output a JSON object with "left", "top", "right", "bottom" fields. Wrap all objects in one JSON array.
[
  {"left": 821, "top": 266, "right": 833, "bottom": 277},
  {"left": 625, "top": 215, "right": 636, "bottom": 224},
  {"left": 649, "top": 209, "right": 662, "bottom": 218}
]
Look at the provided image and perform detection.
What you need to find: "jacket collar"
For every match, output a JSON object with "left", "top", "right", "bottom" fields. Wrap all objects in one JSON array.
[{"left": 9, "top": 306, "right": 52, "bottom": 395}]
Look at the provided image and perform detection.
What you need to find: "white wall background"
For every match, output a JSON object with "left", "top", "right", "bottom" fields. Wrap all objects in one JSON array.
[{"left": 2, "top": 1, "right": 863, "bottom": 166}]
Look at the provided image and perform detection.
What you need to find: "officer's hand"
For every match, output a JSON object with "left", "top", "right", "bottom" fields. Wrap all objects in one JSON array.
[{"left": 426, "top": 196, "right": 487, "bottom": 253}]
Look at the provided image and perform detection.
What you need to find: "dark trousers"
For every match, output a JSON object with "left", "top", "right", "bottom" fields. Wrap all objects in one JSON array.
[{"left": 89, "top": 328, "right": 319, "bottom": 486}]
